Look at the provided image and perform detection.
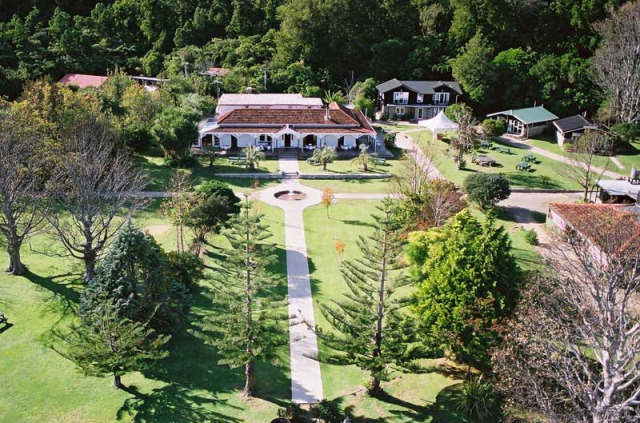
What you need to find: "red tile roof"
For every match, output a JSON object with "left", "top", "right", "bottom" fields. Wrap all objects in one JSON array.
[
  {"left": 216, "top": 102, "right": 373, "bottom": 131},
  {"left": 59, "top": 74, "right": 109, "bottom": 88},
  {"left": 205, "top": 67, "right": 228, "bottom": 77},
  {"left": 549, "top": 203, "right": 640, "bottom": 256}
]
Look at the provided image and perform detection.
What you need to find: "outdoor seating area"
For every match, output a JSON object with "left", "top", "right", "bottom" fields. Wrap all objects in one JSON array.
[
  {"left": 228, "top": 156, "right": 247, "bottom": 166},
  {"left": 516, "top": 162, "right": 532, "bottom": 171},
  {"left": 522, "top": 154, "right": 537, "bottom": 162},
  {"left": 0, "top": 312, "right": 7, "bottom": 325},
  {"left": 497, "top": 146, "right": 512, "bottom": 154},
  {"left": 472, "top": 155, "right": 497, "bottom": 167}
]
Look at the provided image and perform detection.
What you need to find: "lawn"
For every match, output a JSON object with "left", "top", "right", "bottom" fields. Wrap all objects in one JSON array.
[
  {"left": 137, "top": 155, "right": 280, "bottom": 191},
  {"left": 372, "top": 122, "right": 419, "bottom": 133},
  {"left": 298, "top": 157, "right": 398, "bottom": 175},
  {"left": 301, "top": 178, "right": 394, "bottom": 194},
  {"left": 413, "top": 131, "right": 583, "bottom": 190},
  {"left": 0, "top": 201, "right": 291, "bottom": 423},
  {"left": 304, "top": 199, "right": 499, "bottom": 422}
]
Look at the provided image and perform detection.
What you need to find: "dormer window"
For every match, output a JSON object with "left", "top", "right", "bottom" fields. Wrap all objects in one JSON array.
[
  {"left": 393, "top": 92, "right": 409, "bottom": 104},
  {"left": 417, "top": 94, "right": 424, "bottom": 103}
]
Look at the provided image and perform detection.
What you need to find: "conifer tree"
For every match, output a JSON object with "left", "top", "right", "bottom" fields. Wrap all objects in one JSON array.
[
  {"left": 80, "top": 220, "right": 191, "bottom": 334},
  {"left": 319, "top": 200, "right": 411, "bottom": 394},
  {"left": 55, "top": 305, "right": 170, "bottom": 389},
  {"left": 202, "top": 198, "right": 287, "bottom": 397}
]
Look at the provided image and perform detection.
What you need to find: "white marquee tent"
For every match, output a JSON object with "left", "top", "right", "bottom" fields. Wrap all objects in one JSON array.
[{"left": 418, "top": 110, "right": 459, "bottom": 139}]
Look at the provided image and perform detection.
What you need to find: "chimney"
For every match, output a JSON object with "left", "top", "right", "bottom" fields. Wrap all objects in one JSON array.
[
  {"left": 246, "top": 86, "right": 253, "bottom": 94},
  {"left": 325, "top": 106, "right": 330, "bottom": 121}
]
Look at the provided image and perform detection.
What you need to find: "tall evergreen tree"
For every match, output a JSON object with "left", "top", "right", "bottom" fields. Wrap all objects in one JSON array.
[
  {"left": 55, "top": 304, "right": 170, "bottom": 389},
  {"left": 407, "top": 210, "right": 520, "bottom": 370},
  {"left": 319, "top": 200, "right": 411, "bottom": 394},
  {"left": 201, "top": 198, "right": 287, "bottom": 397},
  {"left": 80, "top": 220, "right": 192, "bottom": 334}
]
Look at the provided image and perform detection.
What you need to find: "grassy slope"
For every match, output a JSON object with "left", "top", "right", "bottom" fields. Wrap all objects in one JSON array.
[
  {"left": 0, "top": 201, "right": 290, "bottom": 423},
  {"left": 304, "top": 199, "right": 497, "bottom": 422},
  {"left": 412, "top": 131, "right": 582, "bottom": 190}
]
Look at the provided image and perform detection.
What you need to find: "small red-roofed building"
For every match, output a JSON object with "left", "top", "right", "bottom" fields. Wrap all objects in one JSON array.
[
  {"left": 548, "top": 202, "right": 640, "bottom": 269},
  {"left": 58, "top": 74, "right": 109, "bottom": 89}
]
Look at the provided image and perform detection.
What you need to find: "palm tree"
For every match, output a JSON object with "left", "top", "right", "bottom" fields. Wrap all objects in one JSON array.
[
  {"left": 323, "top": 90, "right": 346, "bottom": 105},
  {"left": 312, "top": 146, "right": 337, "bottom": 171},
  {"left": 244, "top": 146, "right": 265, "bottom": 170},
  {"left": 351, "top": 144, "right": 375, "bottom": 172}
]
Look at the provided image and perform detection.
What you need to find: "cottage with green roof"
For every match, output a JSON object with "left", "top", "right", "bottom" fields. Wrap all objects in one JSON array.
[{"left": 487, "top": 106, "right": 559, "bottom": 139}]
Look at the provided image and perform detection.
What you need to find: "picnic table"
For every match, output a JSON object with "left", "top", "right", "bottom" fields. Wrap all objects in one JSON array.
[
  {"left": 472, "top": 155, "right": 496, "bottom": 167},
  {"left": 0, "top": 312, "right": 7, "bottom": 325},
  {"left": 372, "top": 157, "right": 387, "bottom": 165},
  {"left": 479, "top": 140, "right": 492, "bottom": 149},
  {"left": 228, "top": 157, "right": 247, "bottom": 165},
  {"left": 522, "top": 154, "right": 537, "bottom": 162},
  {"left": 516, "top": 161, "right": 531, "bottom": 171},
  {"left": 497, "top": 146, "right": 511, "bottom": 154}
]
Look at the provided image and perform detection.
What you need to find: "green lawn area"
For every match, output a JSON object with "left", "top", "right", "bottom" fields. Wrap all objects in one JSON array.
[
  {"left": 0, "top": 201, "right": 291, "bottom": 423},
  {"left": 301, "top": 178, "right": 393, "bottom": 194},
  {"left": 298, "top": 157, "right": 397, "bottom": 175},
  {"left": 614, "top": 142, "right": 640, "bottom": 171},
  {"left": 413, "top": 131, "right": 582, "bottom": 190},
  {"left": 372, "top": 122, "right": 419, "bottom": 132},
  {"left": 137, "top": 155, "right": 280, "bottom": 191},
  {"left": 303, "top": 199, "right": 507, "bottom": 422}
]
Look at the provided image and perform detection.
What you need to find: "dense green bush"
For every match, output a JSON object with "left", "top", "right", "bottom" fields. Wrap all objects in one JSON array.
[
  {"left": 311, "top": 400, "right": 343, "bottom": 423},
  {"left": 384, "top": 132, "right": 397, "bottom": 149},
  {"left": 612, "top": 122, "right": 640, "bottom": 143},
  {"left": 523, "top": 228, "right": 539, "bottom": 245},
  {"left": 482, "top": 118, "right": 507, "bottom": 137},
  {"left": 463, "top": 173, "right": 511, "bottom": 209}
]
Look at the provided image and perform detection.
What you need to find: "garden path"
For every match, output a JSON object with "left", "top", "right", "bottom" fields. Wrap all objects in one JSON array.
[
  {"left": 394, "top": 132, "right": 444, "bottom": 180},
  {"left": 258, "top": 157, "right": 324, "bottom": 404}
]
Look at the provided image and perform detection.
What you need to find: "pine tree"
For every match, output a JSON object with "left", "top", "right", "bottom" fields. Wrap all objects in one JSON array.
[
  {"left": 202, "top": 198, "right": 287, "bottom": 397},
  {"left": 54, "top": 305, "right": 170, "bottom": 389},
  {"left": 319, "top": 200, "right": 411, "bottom": 394},
  {"left": 80, "top": 220, "right": 192, "bottom": 334}
]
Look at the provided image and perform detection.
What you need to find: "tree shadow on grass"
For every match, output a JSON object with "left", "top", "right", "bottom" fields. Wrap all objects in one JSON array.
[
  {"left": 506, "top": 172, "right": 563, "bottom": 189},
  {"left": 117, "top": 383, "right": 242, "bottom": 423},
  {"left": 24, "top": 271, "right": 82, "bottom": 320},
  {"left": 338, "top": 219, "right": 376, "bottom": 229}
]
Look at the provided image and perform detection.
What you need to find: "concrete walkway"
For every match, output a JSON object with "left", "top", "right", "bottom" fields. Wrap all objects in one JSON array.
[
  {"left": 394, "top": 131, "right": 444, "bottom": 180},
  {"left": 255, "top": 157, "right": 324, "bottom": 404},
  {"left": 497, "top": 136, "right": 623, "bottom": 180}
]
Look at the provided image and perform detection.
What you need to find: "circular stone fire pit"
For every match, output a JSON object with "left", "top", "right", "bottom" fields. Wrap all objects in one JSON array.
[{"left": 274, "top": 190, "right": 308, "bottom": 201}]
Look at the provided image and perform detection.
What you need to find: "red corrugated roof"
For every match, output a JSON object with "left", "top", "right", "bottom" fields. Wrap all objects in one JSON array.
[
  {"left": 59, "top": 74, "right": 109, "bottom": 88},
  {"left": 549, "top": 203, "right": 640, "bottom": 256}
]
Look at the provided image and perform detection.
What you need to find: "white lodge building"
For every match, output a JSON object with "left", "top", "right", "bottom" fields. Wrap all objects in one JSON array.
[{"left": 194, "top": 94, "right": 376, "bottom": 152}]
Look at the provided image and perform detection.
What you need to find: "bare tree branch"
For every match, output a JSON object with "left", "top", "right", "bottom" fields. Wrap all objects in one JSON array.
[{"left": 45, "top": 111, "right": 147, "bottom": 282}]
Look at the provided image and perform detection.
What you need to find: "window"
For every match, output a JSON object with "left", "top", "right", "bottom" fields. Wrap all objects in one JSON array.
[
  {"left": 393, "top": 91, "right": 409, "bottom": 104},
  {"left": 433, "top": 92, "right": 450, "bottom": 105},
  {"left": 417, "top": 94, "right": 424, "bottom": 103},
  {"left": 395, "top": 107, "right": 405, "bottom": 116}
]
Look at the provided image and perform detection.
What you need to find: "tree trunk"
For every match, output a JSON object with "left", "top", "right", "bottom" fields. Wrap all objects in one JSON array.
[
  {"left": 113, "top": 374, "right": 122, "bottom": 389},
  {"left": 83, "top": 252, "right": 96, "bottom": 282},
  {"left": 364, "top": 162, "right": 368, "bottom": 172},
  {"left": 6, "top": 238, "right": 26, "bottom": 275},
  {"left": 323, "top": 161, "right": 327, "bottom": 171},
  {"left": 368, "top": 374, "right": 381, "bottom": 395},
  {"left": 243, "top": 361, "right": 255, "bottom": 396}
]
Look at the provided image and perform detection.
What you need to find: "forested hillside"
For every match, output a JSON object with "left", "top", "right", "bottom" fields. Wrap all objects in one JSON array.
[{"left": 0, "top": 0, "right": 627, "bottom": 115}]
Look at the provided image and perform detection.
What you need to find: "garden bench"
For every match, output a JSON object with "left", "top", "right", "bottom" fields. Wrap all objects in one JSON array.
[
  {"left": 0, "top": 313, "right": 7, "bottom": 325},
  {"left": 372, "top": 158, "right": 387, "bottom": 165},
  {"left": 516, "top": 162, "right": 531, "bottom": 171},
  {"left": 497, "top": 146, "right": 511, "bottom": 154}
]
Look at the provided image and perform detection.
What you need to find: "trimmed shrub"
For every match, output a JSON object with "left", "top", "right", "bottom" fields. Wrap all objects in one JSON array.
[
  {"left": 463, "top": 173, "right": 511, "bottom": 209},
  {"left": 482, "top": 119, "right": 507, "bottom": 137},
  {"left": 523, "top": 228, "right": 539, "bottom": 245},
  {"left": 384, "top": 132, "right": 397, "bottom": 149}
]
